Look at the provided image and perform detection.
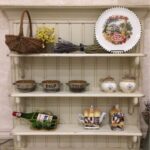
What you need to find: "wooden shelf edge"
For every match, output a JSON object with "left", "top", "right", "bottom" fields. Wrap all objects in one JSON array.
[
  {"left": 12, "top": 124, "right": 142, "bottom": 136},
  {"left": 8, "top": 53, "right": 146, "bottom": 58},
  {"left": 1, "top": 3, "right": 150, "bottom": 9},
  {"left": 11, "top": 91, "right": 144, "bottom": 98}
]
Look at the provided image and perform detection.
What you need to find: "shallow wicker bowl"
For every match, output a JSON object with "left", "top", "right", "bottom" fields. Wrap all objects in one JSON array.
[
  {"left": 13, "top": 80, "right": 36, "bottom": 92},
  {"left": 66, "top": 80, "right": 89, "bottom": 92}
]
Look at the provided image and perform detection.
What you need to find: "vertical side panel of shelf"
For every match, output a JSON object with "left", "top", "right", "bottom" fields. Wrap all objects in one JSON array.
[
  {"left": 71, "top": 24, "right": 82, "bottom": 45},
  {"left": 57, "top": 22, "right": 74, "bottom": 149},
  {"left": 121, "top": 57, "right": 130, "bottom": 122},
  {"left": 84, "top": 23, "right": 95, "bottom": 91},
  {"left": 26, "top": 136, "right": 36, "bottom": 148},
  {"left": 13, "top": 23, "right": 20, "bottom": 81},
  {"left": 121, "top": 57, "right": 130, "bottom": 77},
  {"left": 108, "top": 136, "right": 121, "bottom": 148},
  {"left": 71, "top": 98, "right": 82, "bottom": 124},
  {"left": 58, "top": 24, "right": 70, "bottom": 41},
  {"left": 84, "top": 58, "right": 95, "bottom": 90},
  {"left": 82, "top": 136, "right": 95, "bottom": 149},
  {"left": 59, "top": 98, "right": 70, "bottom": 124},
  {"left": 46, "top": 136, "right": 58, "bottom": 149},
  {"left": 31, "top": 22, "right": 46, "bottom": 146},
  {"left": 58, "top": 135, "right": 72, "bottom": 149},
  {"left": 120, "top": 137, "right": 128, "bottom": 149},
  {"left": 57, "top": 22, "right": 71, "bottom": 124},
  {"left": 84, "top": 24, "right": 95, "bottom": 45},
  {"left": 96, "top": 136, "right": 107, "bottom": 148},
  {"left": 71, "top": 136, "right": 84, "bottom": 149},
  {"left": 97, "top": 57, "right": 108, "bottom": 89},
  {"left": 109, "top": 57, "right": 121, "bottom": 83},
  {"left": 34, "top": 136, "right": 46, "bottom": 149},
  {"left": 58, "top": 23, "right": 70, "bottom": 88}
]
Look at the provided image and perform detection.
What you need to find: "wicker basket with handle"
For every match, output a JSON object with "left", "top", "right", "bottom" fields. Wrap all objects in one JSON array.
[{"left": 5, "top": 10, "right": 45, "bottom": 54}]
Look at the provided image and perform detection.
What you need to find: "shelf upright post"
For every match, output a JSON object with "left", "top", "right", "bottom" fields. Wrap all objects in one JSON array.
[
  {"left": 128, "top": 136, "right": 138, "bottom": 149},
  {"left": 15, "top": 97, "right": 21, "bottom": 112},
  {"left": 16, "top": 135, "right": 22, "bottom": 150},
  {"left": 14, "top": 57, "right": 25, "bottom": 80},
  {"left": 128, "top": 97, "right": 139, "bottom": 115}
]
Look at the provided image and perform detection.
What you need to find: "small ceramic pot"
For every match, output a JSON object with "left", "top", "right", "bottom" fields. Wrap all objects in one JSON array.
[
  {"left": 66, "top": 80, "right": 89, "bottom": 92},
  {"left": 41, "top": 80, "right": 62, "bottom": 92},
  {"left": 119, "top": 76, "right": 136, "bottom": 93},
  {"left": 100, "top": 76, "right": 117, "bottom": 93},
  {"left": 13, "top": 80, "right": 36, "bottom": 92}
]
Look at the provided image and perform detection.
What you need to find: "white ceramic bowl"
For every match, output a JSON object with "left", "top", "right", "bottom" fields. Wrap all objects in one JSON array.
[
  {"left": 119, "top": 81, "right": 136, "bottom": 93},
  {"left": 101, "top": 82, "right": 117, "bottom": 93}
]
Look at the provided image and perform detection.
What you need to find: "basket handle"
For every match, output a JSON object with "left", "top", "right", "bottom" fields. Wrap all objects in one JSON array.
[{"left": 19, "top": 10, "right": 32, "bottom": 37}]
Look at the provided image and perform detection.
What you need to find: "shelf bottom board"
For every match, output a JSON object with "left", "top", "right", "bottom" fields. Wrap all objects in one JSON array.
[
  {"left": 12, "top": 124, "right": 142, "bottom": 136},
  {"left": 11, "top": 90, "right": 144, "bottom": 98}
]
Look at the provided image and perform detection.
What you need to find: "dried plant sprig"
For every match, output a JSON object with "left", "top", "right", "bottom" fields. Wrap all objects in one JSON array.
[
  {"left": 144, "top": 101, "right": 150, "bottom": 112},
  {"left": 142, "top": 100, "right": 150, "bottom": 125},
  {"left": 36, "top": 26, "right": 55, "bottom": 44}
]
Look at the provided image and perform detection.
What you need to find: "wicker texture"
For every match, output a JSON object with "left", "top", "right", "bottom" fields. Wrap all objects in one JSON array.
[{"left": 5, "top": 10, "right": 45, "bottom": 54}]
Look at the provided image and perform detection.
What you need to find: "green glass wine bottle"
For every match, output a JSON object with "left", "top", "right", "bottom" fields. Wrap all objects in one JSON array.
[
  {"left": 12, "top": 111, "right": 58, "bottom": 130},
  {"left": 12, "top": 111, "right": 57, "bottom": 123}
]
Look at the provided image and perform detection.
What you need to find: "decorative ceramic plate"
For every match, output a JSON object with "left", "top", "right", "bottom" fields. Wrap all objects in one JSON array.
[{"left": 95, "top": 7, "right": 141, "bottom": 53}]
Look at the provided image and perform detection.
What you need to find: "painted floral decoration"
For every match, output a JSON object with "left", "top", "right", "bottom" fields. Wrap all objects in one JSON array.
[{"left": 103, "top": 15, "right": 133, "bottom": 45}]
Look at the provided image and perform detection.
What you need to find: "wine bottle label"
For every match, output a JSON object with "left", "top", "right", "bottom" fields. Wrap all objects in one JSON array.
[{"left": 37, "top": 114, "right": 53, "bottom": 122}]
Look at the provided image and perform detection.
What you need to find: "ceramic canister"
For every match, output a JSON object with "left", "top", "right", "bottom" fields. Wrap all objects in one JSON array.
[
  {"left": 100, "top": 76, "right": 117, "bottom": 93},
  {"left": 119, "top": 76, "right": 136, "bottom": 93}
]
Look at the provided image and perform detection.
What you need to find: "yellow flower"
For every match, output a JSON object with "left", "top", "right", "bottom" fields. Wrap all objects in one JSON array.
[{"left": 36, "top": 26, "right": 55, "bottom": 44}]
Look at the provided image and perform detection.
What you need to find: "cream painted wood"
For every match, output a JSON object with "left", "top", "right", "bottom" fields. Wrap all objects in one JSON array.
[
  {"left": 0, "top": 9, "right": 13, "bottom": 139},
  {"left": 0, "top": 139, "right": 13, "bottom": 150},
  {"left": 9, "top": 53, "right": 146, "bottom": 57},
  {"left": 11, "top": 90, "right": 144, "bottom": 98},
  {"left": 12, "top": 124, "right": 142, "bottom": 136},
  {"left": 0, "top": 0, "right": 149, "bottom": 8},
  {"left": 4, "top": 8, "right": 146, "bottom": 150}
]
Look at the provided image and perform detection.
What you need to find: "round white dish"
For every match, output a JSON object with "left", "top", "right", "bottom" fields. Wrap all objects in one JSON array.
[{"left": 95, "top": 7, "right": 141, "bottom": 53}]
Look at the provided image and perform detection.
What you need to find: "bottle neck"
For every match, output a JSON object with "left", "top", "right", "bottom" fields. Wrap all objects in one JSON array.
[
  {"left": 12, "top": 112, "right": 22, "bottom": 117},
  {"left": 12, "top": 111, "right": 35, "bottom": 120}
]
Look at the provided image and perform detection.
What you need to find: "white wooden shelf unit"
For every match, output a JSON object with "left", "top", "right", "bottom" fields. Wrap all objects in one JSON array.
[{"left": 7, "top": 7, "right": 147, "bottom": 150}]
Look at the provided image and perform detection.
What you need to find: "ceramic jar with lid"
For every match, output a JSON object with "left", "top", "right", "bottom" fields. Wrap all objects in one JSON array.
[
  {"left": 119, "top": 75, "right": 136, "bottom": 93},
  {"left": 100, "top": 76, "right": 117, "bottom": 93}
]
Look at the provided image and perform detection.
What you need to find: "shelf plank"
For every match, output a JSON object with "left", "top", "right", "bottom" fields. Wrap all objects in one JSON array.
[
  {"left": 12, "top": 124, "right": 142, "bottom": 136},
  {"left": 0, "top": 2, "right": 150, "bottom": 9},
  {"left": 11, "top": 90, "right": 144, "bottom": 98},
  {"left": 9, "top": 53, "right": 146, "bottom": 58}
]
